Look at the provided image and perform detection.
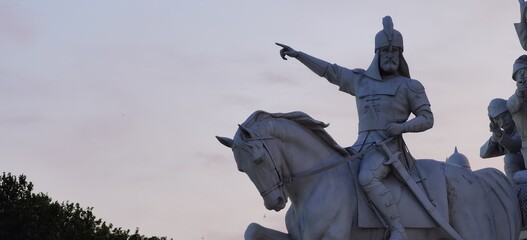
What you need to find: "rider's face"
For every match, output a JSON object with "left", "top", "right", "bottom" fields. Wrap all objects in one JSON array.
[
  {"left": 515, "top": 68, "right": 527, "bottom": 91},
  {"left": 493, "top": 112, "right": 515, "bottom": 134},
  {"left": 379, "top": 46, "right": 400, "bottom": 75}
]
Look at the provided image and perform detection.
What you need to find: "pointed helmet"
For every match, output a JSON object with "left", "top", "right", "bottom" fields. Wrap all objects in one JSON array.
[
  {"left": 365, "top": 16, "right": 410, "bottom": 80},
  {"left": 374, "top": 16, "right": 404, "bottom": 51}
]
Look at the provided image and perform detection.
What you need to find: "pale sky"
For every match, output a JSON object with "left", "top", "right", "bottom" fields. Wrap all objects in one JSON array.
[{"left": 0, "top": 1, "right": 524, "bottom": 239}]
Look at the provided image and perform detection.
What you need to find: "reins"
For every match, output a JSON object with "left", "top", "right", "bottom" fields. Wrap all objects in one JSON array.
[
  {"left": 281, "top": 137, "right": 394, "bottom": 184},
  {"left": 244, "top": 131, "right": 394, "bottom": 196}
]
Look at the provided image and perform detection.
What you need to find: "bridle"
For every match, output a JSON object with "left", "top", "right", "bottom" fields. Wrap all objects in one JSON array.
[{"left": 243, "top": 135, "right": 284, "bottom": 197}]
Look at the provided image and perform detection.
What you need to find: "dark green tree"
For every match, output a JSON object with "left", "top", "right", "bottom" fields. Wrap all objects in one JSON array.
[{"left": 0, "top": 172, "right": 169, "bottom": 240}]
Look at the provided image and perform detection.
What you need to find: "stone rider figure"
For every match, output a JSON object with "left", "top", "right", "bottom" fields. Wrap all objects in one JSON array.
[{"left": 277, "top": 16, "right": 434, "bottom": 240}]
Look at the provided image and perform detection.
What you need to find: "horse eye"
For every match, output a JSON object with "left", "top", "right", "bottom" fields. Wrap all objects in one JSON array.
[{"left": 254, "top": 156, "right": 264, "bottom": 165}]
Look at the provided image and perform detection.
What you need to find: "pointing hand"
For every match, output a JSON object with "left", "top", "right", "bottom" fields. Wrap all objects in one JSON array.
[{"left": 276, "top": 42, "right": 299, "bottom": 60}]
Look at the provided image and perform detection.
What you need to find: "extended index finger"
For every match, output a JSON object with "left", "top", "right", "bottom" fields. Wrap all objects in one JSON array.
[{"left": 275, "top": 42, "right": 289, "bottom": 48}]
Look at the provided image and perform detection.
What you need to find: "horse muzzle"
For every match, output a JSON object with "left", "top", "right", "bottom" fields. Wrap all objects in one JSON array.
[{"left": 264, "top": 194, "right": 287, "bottom": 211}]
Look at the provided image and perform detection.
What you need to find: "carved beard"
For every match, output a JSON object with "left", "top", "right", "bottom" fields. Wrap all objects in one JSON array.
[
  {"left": 381, "top": 62, "right": 398, "bottom": 75},
  {"left": 517, "top": 81, "right": 527, "bottom": 90}
]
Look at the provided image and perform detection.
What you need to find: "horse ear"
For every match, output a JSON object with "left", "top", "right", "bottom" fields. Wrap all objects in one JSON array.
[
  {"left": 238, "top": 124, "right": 253, "bottom": 138},
  {"left": 216, "top": 136, "right": 233, "bottom": 148}
]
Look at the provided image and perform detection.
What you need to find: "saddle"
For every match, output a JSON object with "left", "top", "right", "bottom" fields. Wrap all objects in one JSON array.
[{"left": 348, "top": 158, "right": 449, "bottom": 228}]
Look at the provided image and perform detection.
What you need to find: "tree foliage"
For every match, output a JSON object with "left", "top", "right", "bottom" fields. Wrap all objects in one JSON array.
[{"left": 0, "top": 172, "right": 169, "bottom": 240}]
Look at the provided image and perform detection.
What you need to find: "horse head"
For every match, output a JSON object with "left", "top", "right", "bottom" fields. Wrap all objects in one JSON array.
[
  {"left": 216, "top": 113, "right": 287, "bottom": 211},
  {"left": 217, "top": 111, "right": 348, "bottom": 212}
]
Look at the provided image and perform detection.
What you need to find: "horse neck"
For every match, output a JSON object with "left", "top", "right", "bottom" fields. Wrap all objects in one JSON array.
[
  {"left": 273, "top": 119, "right": 347, "bottom": 202},
  {"left": 273, "top": 119, "right": 339, "bottom": 180}
]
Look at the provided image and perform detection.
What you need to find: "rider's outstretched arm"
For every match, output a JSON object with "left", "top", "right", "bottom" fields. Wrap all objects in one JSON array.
[
  {"left": 276, "top": 43, "right": 346, "bottom": 86},
  {"left": 295, "top": 52, "right": 331, "bottom": 78}
]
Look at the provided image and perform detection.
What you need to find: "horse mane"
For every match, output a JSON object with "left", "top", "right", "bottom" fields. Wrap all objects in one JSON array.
[{"left": 241, "top": 110, "right": 348, "bottom": 156}]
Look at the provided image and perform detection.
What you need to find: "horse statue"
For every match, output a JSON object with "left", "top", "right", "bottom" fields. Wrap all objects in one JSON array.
[{"left": 216, "top": 110, "right": 522, "bottom": 240}]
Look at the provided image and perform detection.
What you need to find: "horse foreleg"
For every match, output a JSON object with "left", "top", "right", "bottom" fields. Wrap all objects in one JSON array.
[{"left": 244, "top": 222, "right": 290, "bottom": 240}]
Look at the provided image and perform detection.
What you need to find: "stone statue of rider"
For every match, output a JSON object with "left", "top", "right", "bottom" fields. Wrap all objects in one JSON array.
[
  {"left": 480, "top": 98, "right": 526, "bottom": 183},
  {"left": 277, "top": 16, "right": 433, "bottom": 240},
  {"left": 507, "top": 55, "right": 527, "bottom": 183}
]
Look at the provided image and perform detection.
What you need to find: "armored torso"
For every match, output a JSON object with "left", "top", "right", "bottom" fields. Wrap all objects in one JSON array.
[{"left": 355, "top": 76, "right": 410, "bottom": 133}]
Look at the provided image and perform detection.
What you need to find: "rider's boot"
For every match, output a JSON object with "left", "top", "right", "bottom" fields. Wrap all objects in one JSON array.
[{"left": 366, "top": 185, "right": 408, "bottom": 240}]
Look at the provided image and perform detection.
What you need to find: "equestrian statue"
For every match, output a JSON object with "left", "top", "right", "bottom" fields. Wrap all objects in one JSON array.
[{"left": 216, "top": 16, "right": 525, "bottom": 240}]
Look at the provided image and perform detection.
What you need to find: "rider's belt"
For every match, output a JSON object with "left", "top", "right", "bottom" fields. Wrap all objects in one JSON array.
[{"left": 359, "top": 118, "right": 388, "bottom": 132}]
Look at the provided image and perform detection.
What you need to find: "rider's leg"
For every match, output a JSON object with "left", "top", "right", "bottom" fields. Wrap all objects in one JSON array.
[{"left": 359, "top": 150, "right": 407, "bottom": 240}]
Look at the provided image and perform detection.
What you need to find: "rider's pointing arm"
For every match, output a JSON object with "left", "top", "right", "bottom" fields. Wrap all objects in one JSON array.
[
  {"left": 296, "top": 52, "right": 347, "bottom": 85},
  {"left": 295, "top": 52, "right": 330, "bottom": 77},
  {"left": 276, "top": 43, "right": 354, "bottom": 91}
]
